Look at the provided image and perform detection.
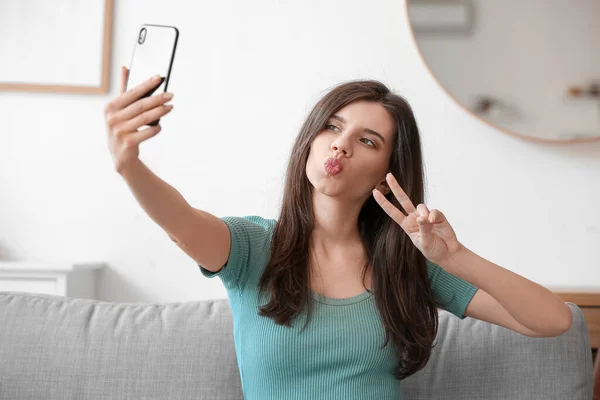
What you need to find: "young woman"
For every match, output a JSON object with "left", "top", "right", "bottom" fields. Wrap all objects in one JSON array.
[{"left": 104, "top": 67, "right": 573, "bottom": 400}]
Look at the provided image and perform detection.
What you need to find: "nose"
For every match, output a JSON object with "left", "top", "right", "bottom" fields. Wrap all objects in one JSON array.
[{"left": 330, "top": 134, "right": 352, "bottom": 157}]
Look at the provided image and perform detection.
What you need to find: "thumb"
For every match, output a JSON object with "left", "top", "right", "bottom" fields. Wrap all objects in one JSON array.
[{"left": 120, "top": 65, "right": 129, "bottom": 94}]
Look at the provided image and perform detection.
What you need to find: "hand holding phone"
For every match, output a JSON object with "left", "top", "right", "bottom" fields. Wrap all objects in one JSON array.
[
  {"left": 103, "top": 67, "right": 174, "bottom": 174},
  {"left": 125, "top": 24, "right": 179, "bottom": 128},
  {"left": 102, "top": 24, "right": 179, "bottom": 173}
]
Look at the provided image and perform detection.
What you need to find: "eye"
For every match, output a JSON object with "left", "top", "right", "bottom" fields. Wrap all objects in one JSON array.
[
  {"left": 361, "top": 138, "right": 376, "bottom": 147},
  {"left": 326, "top": 124, "right": 377, "bottom": 148}
]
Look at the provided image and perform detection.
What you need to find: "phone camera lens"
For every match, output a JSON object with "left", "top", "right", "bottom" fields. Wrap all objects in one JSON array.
[{"left": 138, "top": 28, "right": 147, "bottom": 44}]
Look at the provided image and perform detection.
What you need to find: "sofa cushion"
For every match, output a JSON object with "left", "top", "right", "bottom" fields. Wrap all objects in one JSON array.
[
  {"left": 0, "top": 292, "right": 243, "bottom": 400},
  {"left": 401, "top": 302, "right": 593, "bottom": 399}
]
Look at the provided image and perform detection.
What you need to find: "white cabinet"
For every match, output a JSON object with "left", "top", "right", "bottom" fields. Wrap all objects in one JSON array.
[{"left": 0, "top": 261, "right": 105, "bottom": 299}]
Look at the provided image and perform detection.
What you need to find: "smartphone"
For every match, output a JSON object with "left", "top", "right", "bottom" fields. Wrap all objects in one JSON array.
[{"left": 125, "top": 24, "right": 179, "bottom": 129}]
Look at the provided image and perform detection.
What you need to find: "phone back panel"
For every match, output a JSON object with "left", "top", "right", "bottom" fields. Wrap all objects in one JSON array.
[{"left": 125, "top": 24, "right": 178, "bottom": 96}]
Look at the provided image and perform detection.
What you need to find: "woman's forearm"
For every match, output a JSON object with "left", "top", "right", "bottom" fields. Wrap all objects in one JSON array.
[{"left": 119, "top": 158, "right": 194, "bottom": 240}]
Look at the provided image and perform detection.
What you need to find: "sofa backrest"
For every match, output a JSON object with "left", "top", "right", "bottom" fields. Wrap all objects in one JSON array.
[
  {"left": 0, "top": 292, "right": 593, "bottom": 400},
  {"left": 401, "top": 300, "right": 593, "bottom": 399},
  {"left": 0, "top": 292, "right": 243, "bottom": 400}
]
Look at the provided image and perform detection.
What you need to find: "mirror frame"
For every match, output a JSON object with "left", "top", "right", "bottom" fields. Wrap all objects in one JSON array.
[
  {"left": 0, "top": 0, "right": 113, "bottom": 95},
  {"left": 404, "top": 0, "right": 600, "bottom": 145}
]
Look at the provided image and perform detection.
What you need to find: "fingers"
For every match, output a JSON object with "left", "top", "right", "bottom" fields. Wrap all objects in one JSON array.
[
  {"left": 116, "top": 91, "right": 173, "bottom": 123},
  {"left": 416, "top": 204, "right": 433, "bottom": 233},
  {"left": 106, "top": 68, "right": 173, "bottom": 134},
  {"left": 128, "top": 124, "right": 163, "bottom": 147},
  {"left": 119, "top": 104, "right": 174, "bottom": 133},
  {"left": 372, "top": 189, "right": 406, "bottom": 227},
  {"left": 385, "top": 173, "right": 416, "bottom": 214},
  {"left": 112, "top": 74, "right": 164, "bottom": 111},
  {"left": 416, "top": 204, "right": 430, "bottom": 220},
  {"left": 429, "top": 209, "right": 447, "bottom": 224},
  {"left": 120, "top": 66, "right": 129, "bottom": 94}
]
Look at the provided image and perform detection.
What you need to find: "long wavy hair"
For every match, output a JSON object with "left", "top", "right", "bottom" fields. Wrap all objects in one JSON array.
[{"left": 257, "top": 79, "right": 442, "bottom": 380}]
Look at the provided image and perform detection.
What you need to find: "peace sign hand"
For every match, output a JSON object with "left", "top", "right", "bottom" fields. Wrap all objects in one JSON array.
[{"left": 372, "top": 173, "right": 464, "bottom": 265}]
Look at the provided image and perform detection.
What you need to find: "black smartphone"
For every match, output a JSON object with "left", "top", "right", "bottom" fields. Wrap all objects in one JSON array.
[{"left": 125, "top": 24, "right": 179, "bottom": 129}]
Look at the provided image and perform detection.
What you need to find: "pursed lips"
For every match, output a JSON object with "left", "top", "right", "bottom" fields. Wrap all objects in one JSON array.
[{"left": 324, "top": 157, "right": 343, "bottom": 176}]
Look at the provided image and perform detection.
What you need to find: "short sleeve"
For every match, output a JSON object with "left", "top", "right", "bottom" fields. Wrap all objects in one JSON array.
[
  {"left": 426, "top": 259, "right": 478, "bottom": 319},
  {"left": 198, "top": 215, "right": 276, "bottom": 290}
]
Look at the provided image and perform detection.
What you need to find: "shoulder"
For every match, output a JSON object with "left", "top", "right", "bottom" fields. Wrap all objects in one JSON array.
[
  {"left": 222, "top": 215, "right": 277, "bottom": 234},
  {"left": 221, "top": 216, "right": 278, "bottom": 250}
]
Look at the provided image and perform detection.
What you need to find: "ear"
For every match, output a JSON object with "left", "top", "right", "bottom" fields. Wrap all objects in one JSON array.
[{"left": 374, "top": 176, "right": 391, "bottom": 196}]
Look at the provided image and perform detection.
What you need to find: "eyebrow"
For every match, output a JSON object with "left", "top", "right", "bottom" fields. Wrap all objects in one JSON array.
[{"left": 329, "top": 114, "right": 386, "bottom": 144}]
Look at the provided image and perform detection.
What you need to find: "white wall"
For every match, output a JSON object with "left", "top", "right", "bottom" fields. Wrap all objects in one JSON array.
[{"left": 0, "top": 0, "right": 598, "bottom": 303}]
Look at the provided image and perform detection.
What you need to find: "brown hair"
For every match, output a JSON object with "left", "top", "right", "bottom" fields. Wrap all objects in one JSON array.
[{"left": 257, "top": 79, "right": 440, "bottom": 380}]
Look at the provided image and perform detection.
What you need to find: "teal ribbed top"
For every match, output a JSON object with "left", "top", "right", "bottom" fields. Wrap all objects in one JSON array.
[{"left": 198, "top": 215, "right": 478, "bottom": 400}]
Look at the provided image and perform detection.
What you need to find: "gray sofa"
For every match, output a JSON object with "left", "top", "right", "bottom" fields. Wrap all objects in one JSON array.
[{"left": 0, "top": 291, "right": 594, "bottom": 399}]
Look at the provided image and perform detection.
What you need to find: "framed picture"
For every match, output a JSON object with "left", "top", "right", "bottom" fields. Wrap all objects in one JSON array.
[{"left": 0, "top": 0, "right": 113, "bottom": 94}]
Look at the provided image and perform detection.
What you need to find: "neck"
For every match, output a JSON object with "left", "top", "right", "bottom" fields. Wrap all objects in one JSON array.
[{"left": 310, "top": 189, "right": 364, "bottom": 252}]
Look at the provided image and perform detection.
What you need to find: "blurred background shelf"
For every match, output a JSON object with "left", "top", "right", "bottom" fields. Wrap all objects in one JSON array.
[{"left": 0, "top": 261, "right": 105, "bottom": 299}]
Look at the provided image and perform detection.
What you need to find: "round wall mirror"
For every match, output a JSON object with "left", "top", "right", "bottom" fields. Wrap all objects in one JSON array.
[{"left": 406, "top": 1, "right": 600, "bottom": 144}]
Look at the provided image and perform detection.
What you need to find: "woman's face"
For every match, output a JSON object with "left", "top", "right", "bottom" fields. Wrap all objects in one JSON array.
[{"left": 306, "top": 100, "right": 395, "bottom": 200}]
